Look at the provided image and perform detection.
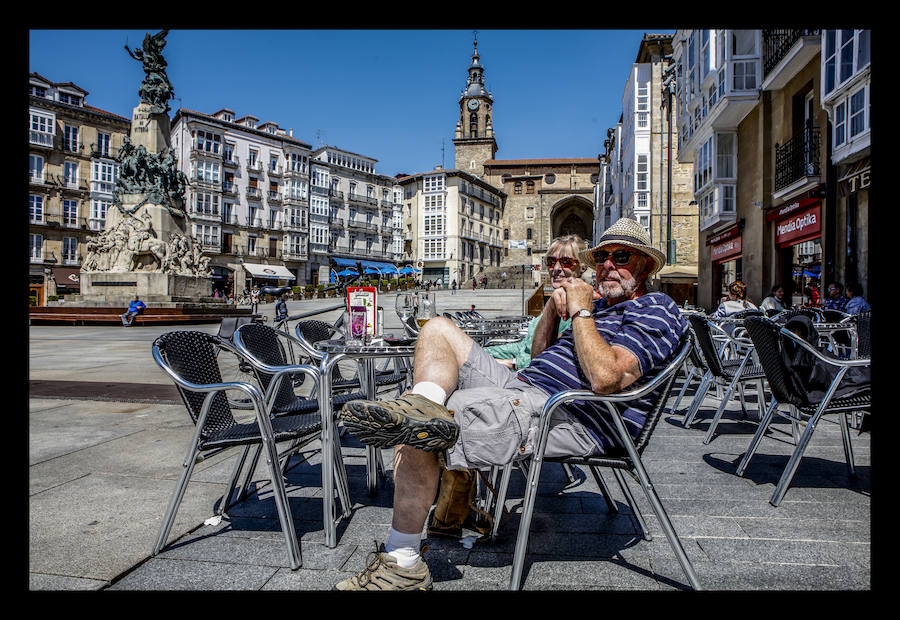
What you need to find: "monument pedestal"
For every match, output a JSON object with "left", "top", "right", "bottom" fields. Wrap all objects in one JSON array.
[{"left": 73, "top": 271, "right": 213, "bottom": 305}]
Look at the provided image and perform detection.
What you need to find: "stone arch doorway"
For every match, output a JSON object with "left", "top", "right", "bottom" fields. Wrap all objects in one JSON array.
[{"left": 550, "top": 196, "right": 593, "bottom": 246}]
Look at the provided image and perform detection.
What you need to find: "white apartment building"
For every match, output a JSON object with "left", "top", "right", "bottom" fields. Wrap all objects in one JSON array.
[
  {"left": 171, "top": 108, "right": 312, "bottom": 292},
  {"left": 619, "top": 63, "right": 653, "bottom": 234},
  {"left": 398, "top": 167, "right": 505, "bottom": 286},
  {"left": 309, "top": 146, "right": 404, "bottom": 283},
  {"left": 595, "top": 121, "right": 623, "bottom": 240},
  {"left": 674, "top": 29, "right": 761, "bottom": 233}
]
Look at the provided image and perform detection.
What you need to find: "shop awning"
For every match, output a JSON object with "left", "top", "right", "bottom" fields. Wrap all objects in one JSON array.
[
  {"left": 359, "top": 260, "right": 399, "bottom": 274},
  {"left": 52, "top": 266, "right": 81, "bottom": 292},
  {"left": 332, "top": 257, "right": 358, "bottom": 267},
  {"left": 242, "top": 263, "right": 296, "bottom": 280},
  {"left": 656, "top": 265, "right": 698, "bottom": 280}
]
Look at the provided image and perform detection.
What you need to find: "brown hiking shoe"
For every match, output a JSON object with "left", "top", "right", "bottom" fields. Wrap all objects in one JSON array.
[
  {"left": 339, "top": 393, "right": 458, "bottom": 452},
  {"left": 334, "top": 543, "right": 432, "bottom": 591}
]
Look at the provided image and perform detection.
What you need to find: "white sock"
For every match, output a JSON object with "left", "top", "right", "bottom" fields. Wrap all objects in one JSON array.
[
  {"left": 384, "top": 527, "right": 422, "bottom": 568},
  {"left": 411, "top": 381, "right": 447, "bottom": 405}
]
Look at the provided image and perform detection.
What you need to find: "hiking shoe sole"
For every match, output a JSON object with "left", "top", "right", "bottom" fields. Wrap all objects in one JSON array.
[{"left": 340, "top": 397, "right": 459, "bottom": 452}]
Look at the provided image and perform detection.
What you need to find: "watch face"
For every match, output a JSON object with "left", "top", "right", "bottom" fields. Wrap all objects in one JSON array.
[{"left": 467, "top": 99, "right": 480, "bottom": 111}]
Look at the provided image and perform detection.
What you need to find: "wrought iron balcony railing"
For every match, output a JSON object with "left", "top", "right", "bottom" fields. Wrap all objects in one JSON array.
[
  {"left": 774, "top": 125, "right": 821, "bottom": 192},
  {"left": 763, "top": 29, "right": 821, "bottom": 78}
]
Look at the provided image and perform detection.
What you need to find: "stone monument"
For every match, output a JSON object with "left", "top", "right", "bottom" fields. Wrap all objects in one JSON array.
[{"left": 76, "top": 30, "right": 214, "bottom": 303}]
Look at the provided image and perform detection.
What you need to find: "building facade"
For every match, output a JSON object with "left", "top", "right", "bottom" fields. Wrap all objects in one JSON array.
[
  {"left": 310, "top": 146, "right": 403, "bottom": 283},
  {"left": 398, "top": 168, "right": 505, "bottom": 286},
  {"left": 28, "top": 73, "right": 131, "bottom": 305},
  {"left": 674, "top": 29, "right": 869, "bottom": 311},
  {"left": 170, "top": 108, "right": 312, "bottom": 295}
]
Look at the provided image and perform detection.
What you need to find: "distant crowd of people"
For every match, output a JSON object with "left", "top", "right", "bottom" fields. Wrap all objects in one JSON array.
[{"left": 710, "top": 279, "right": 870, "bottom": 319}]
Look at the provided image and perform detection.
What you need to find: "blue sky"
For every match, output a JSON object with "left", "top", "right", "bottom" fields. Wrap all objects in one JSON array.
[{"left": 29, "top": 29, "right": 656, "bottom": 177}]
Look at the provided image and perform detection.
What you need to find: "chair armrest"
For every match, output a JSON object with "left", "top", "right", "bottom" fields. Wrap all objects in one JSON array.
[
  {"left": 228, "top": 329, "right": 322, "bottom": 395},
  {"left": 778, "top": 326, "right": 870, "bottom": 368}
]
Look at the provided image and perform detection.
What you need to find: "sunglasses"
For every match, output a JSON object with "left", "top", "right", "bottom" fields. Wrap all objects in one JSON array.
[
  {"left": 592, "top": 249, "right": 635, "bottom": 266},
  {"left": 544, "top": 255, "right": 580, "bottom": 269}
]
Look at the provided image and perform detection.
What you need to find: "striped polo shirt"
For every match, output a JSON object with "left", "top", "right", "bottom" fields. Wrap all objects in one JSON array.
[{"left": 517, "top": 292, "right": 687, "bottom": 454}]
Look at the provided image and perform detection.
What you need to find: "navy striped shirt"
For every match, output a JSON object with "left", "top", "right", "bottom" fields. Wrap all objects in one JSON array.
[{"left": 517, "top": 292, "right": 687, "bottom": 453}]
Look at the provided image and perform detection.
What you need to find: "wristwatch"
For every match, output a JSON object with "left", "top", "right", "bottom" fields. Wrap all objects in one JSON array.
[{"left": 573, "top": 309, "right": 593, "bottom": 320}]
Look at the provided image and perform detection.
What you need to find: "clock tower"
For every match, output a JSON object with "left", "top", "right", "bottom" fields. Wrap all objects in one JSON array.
[{"left": 453, "top": 34, "right": 497, "bottom": 179}]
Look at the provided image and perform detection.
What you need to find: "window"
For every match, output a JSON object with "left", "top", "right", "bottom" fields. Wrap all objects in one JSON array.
[
  {"left": 63, "top": 125, "right": 79, "bottom": 151},
  {"left": 716, "top": 133, "right": 735, "bottom": 178},
  {"left": 270, "top": 156, "right": 279, "bottom": 172},
  {"left": 637, "top": 193, "right": 648, "bottom": 208},
  {"left": 195, "top": 192, "right": 220, "bottom": 216},
  {"left": 834, "top": 101, "right": 846, "bottom": 146},
  {"left": 58, "top": 92, "right": 82, "bottom": 106},
  {"left": 514, "top": 182, "right": 522, "bottom": 194},
  {"left": 30, "top": 195, "right": 43, "bottom": 223},
  {"left": 92, "top": 160, "right": 118, "bottom": 194},
  {"left": 721, "top": 185, "right": 735, "bottom": 213},
  {"left": 224, "top": 143, "right": 235, "bottom": 163},
  {"left": 194, "top": 130, "right": 221, "bottom": 154},
  {"left": 247, "top": 236, "right": 257, "bottom": 255},
  {"left": 700, "top": 30, "right": 710, "bottom": 79},
  {"left": 288, "top": 152, "right": 306, "bottom": 173},
  {"left": 311, "top": 224, "right": 328, "bottom": 245},
  {"left": 526, "top": 228, "right": 532, "bottom": 240},
  {"left": 63, "top": 237, "right": 78, "bottom": 263},
  {"left": 849, "top": 87, "right": 867, "bottom": 137},
  {"left": 636, "top": 154, "right": 649, "bottom": 190},
  {"left": 526, "top": 180, "right": 534, "bottom": 193},
  {"left": 29, "top": 155, "right": 44, "bottom": 183},
  {"left": 248, "top": 149, "right": 258, "bottom": 166},
  {"left": 90, "top": 199, "right": 110, "bottom": 229},
  {"left": 857, "top": 30, "right": 870, "bottom": 70},
  {"left": 194, "top": 160, "right": 220, "bottom": 184},
  {"left": 29, "top": 109, "right": 55, "bottom": 146},
  {"left": 30, "top": 234, "right": 43, "bottom": 261},
  {"left": 64, "top": 161, "right": 79, "bottom": 188},
  {"left": 839, "top": 29, "right": 855, "bottom": 84},
  {"left": 63, "top": 199, "right": 78, "bottom": 226},
  {"left": 732, "top": 30, "right": 756, "bottom": 56},
  {"left": 733, "top": 61, "right": 757, "bottom": 90},
  {"left": 424, "top": 174, "right": 445, "bottom": 192}
]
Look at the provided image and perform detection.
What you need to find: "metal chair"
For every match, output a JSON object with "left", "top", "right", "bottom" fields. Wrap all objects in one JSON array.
[
  {"left": 682, "top": 314, "right": 769, "bottom": 444},
  {"left": 150, "top": 330, "right": 323, "bottom": 570},
  {"left": 494, "top": 335, "right": 701, "bottom": 590},
  {"left": 736, "top": 317, "right": 871, "bottom": 506}
]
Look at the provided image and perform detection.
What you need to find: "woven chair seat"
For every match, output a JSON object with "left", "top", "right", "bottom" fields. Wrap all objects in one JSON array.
[
  {"left": 199, "top": 411, "right": 322, "bottom": 450},
  {"left": 272, "top": 391, "right": 366, "bottom": 416},
  {"left": 797, "top": 391, "right": 870, "bottom": 415},
  {"left": 720, "top": 359, "right": 767, "bottom": 380},
  {"left": 331, "top": 372, "right": 406, "bottom": 390}
]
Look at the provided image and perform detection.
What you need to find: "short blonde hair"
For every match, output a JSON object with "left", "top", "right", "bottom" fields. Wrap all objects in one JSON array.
[{"left": 548, "top": 234, "right": 587, "bottom": 275}]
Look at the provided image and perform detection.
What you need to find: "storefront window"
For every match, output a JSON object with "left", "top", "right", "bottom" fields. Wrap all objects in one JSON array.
[
  {"left": 790, "top": 238, "right": 822, "bottom": 307},
  {"left": 717, "top": 258, "right": 742, "bottom": 300}
]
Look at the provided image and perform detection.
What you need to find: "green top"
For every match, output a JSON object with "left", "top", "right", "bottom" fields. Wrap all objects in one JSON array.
[{"left": 484, "top": 314, "right": 572, "bottom": 370}]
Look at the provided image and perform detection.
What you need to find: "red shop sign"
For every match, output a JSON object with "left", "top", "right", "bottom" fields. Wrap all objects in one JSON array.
[
  {"left": 711, "top": 235, "right": 742, "bottom": 262},
  {"left": 775, "top": 204, "right": 821, "bottom": 246}
]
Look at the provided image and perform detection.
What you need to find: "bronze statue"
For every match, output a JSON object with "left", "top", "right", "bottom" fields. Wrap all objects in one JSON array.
[{"left": 125, "top": 30, "right": 174, "bottom": 113}]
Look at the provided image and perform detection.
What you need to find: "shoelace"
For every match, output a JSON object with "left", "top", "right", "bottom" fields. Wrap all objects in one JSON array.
[{"left": 355, "top": 542, "right": 386, "bottom": 587}]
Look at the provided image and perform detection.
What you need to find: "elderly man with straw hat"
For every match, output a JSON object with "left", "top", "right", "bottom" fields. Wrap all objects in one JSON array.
[{"left": 335, "top": 218, "right": 687, "bottom": 590}]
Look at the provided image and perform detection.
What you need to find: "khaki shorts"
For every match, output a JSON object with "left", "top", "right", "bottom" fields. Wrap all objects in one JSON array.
[{"left": 443, "top": 343, "right": 604, "bottom": 470}]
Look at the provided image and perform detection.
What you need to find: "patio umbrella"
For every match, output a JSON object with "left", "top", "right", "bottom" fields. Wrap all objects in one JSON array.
[
  {"left": 364, "top": 267, "right": 382, "bottom": 275},
  {"left": 398, "top": 266, "right": 418, "bottom": 274},
  {"left": 336, "top": 268, "right": 358, "bottom": 277}
]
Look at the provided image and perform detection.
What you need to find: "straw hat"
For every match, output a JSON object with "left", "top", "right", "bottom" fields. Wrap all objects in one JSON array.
[{"left": 579, "top": 217, "right": 666, "bottom": 276}]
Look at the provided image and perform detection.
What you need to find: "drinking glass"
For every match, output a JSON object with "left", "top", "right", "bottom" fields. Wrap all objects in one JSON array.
[
  {"left": 395, "top": 293, "right": 415, "bottom": 324},
  {"left": 416, "top": 292, "right": 436, "bottom": 329}
]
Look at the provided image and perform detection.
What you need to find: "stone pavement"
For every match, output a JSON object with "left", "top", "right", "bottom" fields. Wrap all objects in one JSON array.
[{"left": 28, "top": 290, "right": 871, "bottom": 590}]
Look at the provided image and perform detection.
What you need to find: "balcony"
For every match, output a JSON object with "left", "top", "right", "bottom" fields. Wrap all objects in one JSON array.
[
  {"left": 347, "top": 193, "right": 378, "bottom": 208},
  {"left": 223, "top": 155, "right": 240, "bottom": 168},
  {"left": 283, "top": 166, "right": 305, "bottom": 179},
  {"left": 90, "top": 143, "right": 120, "bottom": 159},
  {"left": 282, "top": 193, "right": 307, "bottom": 205},
  {"left": 223, "top": 182, "right": 238, "bottom": 196},
  {"left": 762, "top": 30, "right": 821, "bottom": 91},
  {"left": 246, "top": 186, "right": 261, "bottom": 200},
  {"left": 268, "top": 164, "right": 283, "bottom": 178},
  {"left": 773, "top": 125, "right": 822, "bottom": 201},
  {"left": 267, "top": 191, "right": 282, "bottom": 204},
  {"left": 329, "top": 189, "right": 344, "bottom": 199},
  {"left": 311, "top": 185, "right": 330, "bottom": 196},
  {"left": 329, "top": 218, "right": 345, "bottom": 230},
  {"left": 191, "top": 176, "right": 221, "bottom": 191},
  {"left": 191, "top": 208, "right": 222, "bottom": 223},
  {"left": 310, "top": 242, "right": 329, "bottom": 254},
  {"left": 246, "top": 159, "right": 262, "bottom": 173},
  {"left": 222, "top": 212, "right": 239, "bottom": 226},
  {"left": 282, "top": 248, "right": 307, "bottom": 261},
  {"left": 283, "top": 220, "right": 307, "bottom": 232},
  {"left": 30, "top": 131, "right": 54, "bottom": 149}
]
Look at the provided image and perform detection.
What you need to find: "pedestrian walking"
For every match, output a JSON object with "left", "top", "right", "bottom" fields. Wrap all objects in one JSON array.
[
  {"left": 472, "top": 278, "right": 477, "bottom": 291},
  {"left": 451, "top": 279, "right": 457, "bottom": 295},
  {"left": 250, "top": 285, "right": 260, "bottom": 314}
]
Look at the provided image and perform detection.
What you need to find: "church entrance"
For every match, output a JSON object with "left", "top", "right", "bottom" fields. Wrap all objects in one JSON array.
[{"left": 550, "top": 197, "right": 594, "bottom": 246}]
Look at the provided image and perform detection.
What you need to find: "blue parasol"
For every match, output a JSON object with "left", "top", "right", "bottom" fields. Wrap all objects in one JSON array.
[{"left": 336, "top": 268, "right": 358, "bottom": 277}]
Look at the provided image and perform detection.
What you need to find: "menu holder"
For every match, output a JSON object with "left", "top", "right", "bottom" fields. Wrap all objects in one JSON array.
[{"left": 346, "top": 286, "right": 377, "bottom": 336}]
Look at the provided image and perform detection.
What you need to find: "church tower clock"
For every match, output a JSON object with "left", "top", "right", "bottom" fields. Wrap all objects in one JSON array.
[{"left": 453, "top": 34, "right": 497, "bottom": 179}]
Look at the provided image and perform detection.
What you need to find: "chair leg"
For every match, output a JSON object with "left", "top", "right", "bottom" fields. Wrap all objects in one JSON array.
[
  {"left": 237, "top": 445, "right": 263, "bottom": 502},
  {"left": 561, "top": 462, "right": 577, "bottom": 484},
  {"left": 703, "top": 376, "right": 739, "bottom": 444},
  {"left": 491, "top": 463, "right": 513, "bottom": 541},
  {"left": 669, "top": 366, "right": 698, "bottom": 415},
  {"left": 588, "top": 466, "right": 618, "bottom": 514},
  {"left": 154, "top": 446, "right": 200, "bottom": 556},
  {"left": 735, "top": 398, "right": 778, "bottom": 477},
  {"left": 837, "top": 411, "right": 856, "bottom": 479},
  {"left": 509, "top": 457, "right": 545, "bottom": 590},
  {"left": 332, "top": 430, "right": 352, "bottom": 519},
  {"left": 770, "top": 409, "right": 825, "bottom": 507},
  {"left": 261, "top": 438, "right": 302, "bottom": 570},
  {"left": 682, "top": 372, "right": 712, "bottom": 427},
  {"left": 218, "top": 445, "right": 250, "bottom": 515},
  {"left": 612, "top": 469, "right": 650, "bottom": 540}
]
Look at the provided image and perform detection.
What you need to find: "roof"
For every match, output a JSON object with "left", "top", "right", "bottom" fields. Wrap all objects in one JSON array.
[
  {"left": 396, "top": 167, "right": 506, "bottom": 197},
  {"left": 174, "top": 108, "right": 312, "bottom": 149}
]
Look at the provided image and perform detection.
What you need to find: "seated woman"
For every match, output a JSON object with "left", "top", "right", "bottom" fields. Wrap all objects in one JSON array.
[
  {"left": 484, "top": 234, "right": 586, "bottom": 370},
  {"left": 709, "top": 280, "right": 757, "bottom": 319}
]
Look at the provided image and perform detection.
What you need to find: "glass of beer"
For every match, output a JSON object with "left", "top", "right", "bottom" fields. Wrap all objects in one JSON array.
[{"left": 416, "top": 292, "right": 436, "bottom": 328}]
